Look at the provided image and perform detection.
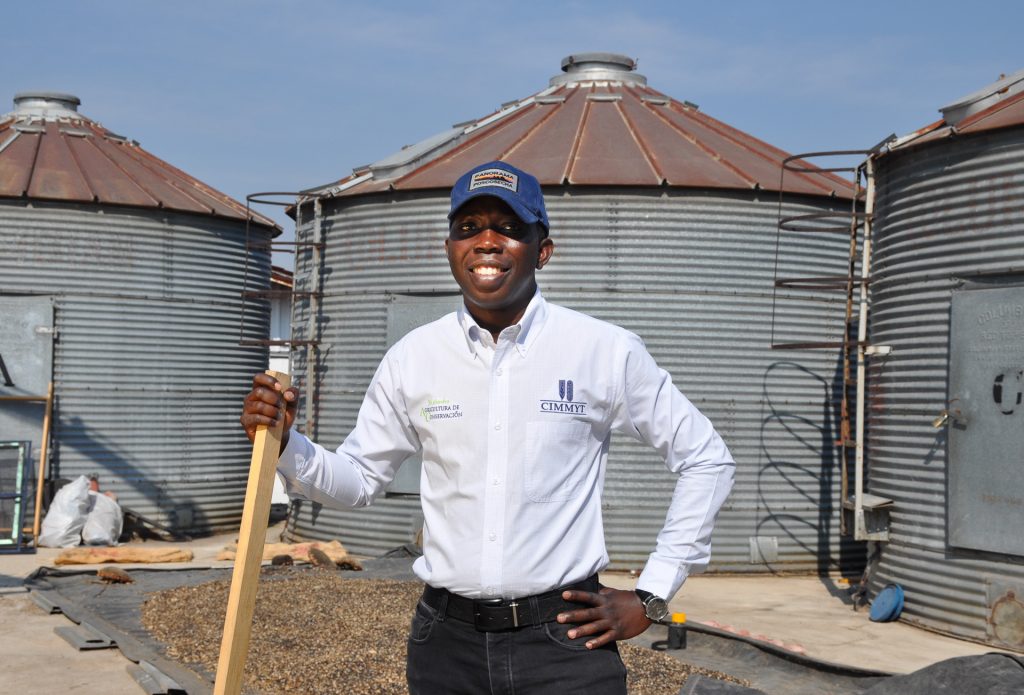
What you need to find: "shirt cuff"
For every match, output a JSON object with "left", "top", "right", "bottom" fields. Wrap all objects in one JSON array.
[
  {"left": 276, "top": 428, "right": 312, "bottom": 491},
  {"left": 636, "top": 554, "right": 692, "bottom": 601}
]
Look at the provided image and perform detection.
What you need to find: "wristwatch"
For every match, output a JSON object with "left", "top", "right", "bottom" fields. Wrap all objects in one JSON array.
[{"left": 634, "top": 589, "right": 670, "bottom": 623}]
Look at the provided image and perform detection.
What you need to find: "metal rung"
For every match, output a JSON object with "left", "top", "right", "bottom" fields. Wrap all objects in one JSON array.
[
  {"left": 241, "top": 290, "right": 321, "bottom": 298},
  {"left": 842, "top": 493, "right": 894, "bottom": 510},
  {"left": 778, "top": 210, "right": 870, "bottom": 234},
  {"left": 238, "top": 339, "right": 319, "bottom": 347},
  {"left": 771, "top": 340, "right": 859, "bottom": 350},
  {"left": 775, "top": 276, "right": 870, "bottom": 290},
  {"left": 782, "top": 149, "right": 872, "bottom": 173},
  {"left": 244, "top": 240, "right": 324, "bottom": 251}
]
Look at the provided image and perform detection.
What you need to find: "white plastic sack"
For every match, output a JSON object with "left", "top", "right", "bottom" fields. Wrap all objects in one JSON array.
[
  {"left": 82, "top": 491, "right": 123, "bottom": 546},
  {"left": 38, "top": 475, "right": 91, "bottom": 548}
]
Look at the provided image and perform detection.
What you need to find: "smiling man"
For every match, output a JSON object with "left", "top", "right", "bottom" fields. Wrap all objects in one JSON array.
[{"left": 241, "top": 160, "right": 735, "bottom": 694}]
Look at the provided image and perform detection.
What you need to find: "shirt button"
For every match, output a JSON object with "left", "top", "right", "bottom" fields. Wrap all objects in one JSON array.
[
  {"left": 494, "top": 423, "right": 502, "bottom": 430},
  {"left": 492, "top": 478, "right": 500, "bottom": 486},
  {"left": 489, "top": 533, "right": 496, "bottom": 541},
  {"left": 496, "top": 368, "right": 503, "bottom": 376}
]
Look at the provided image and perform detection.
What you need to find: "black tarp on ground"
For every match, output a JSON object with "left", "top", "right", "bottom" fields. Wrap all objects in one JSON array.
[
  {"left": 632, "top": 625, "right": 888, "bottom": 695},
  {"left": 861, "top": 653, "right": 1024, "bottom": 695}
]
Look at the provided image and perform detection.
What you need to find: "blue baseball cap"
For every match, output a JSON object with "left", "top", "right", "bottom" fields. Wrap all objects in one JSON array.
[{"left": 448, "top": 160, "right": 550, "bottom": 234}]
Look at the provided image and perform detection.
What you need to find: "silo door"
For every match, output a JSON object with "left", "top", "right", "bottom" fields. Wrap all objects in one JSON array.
[
  {"left": 384, "top": 294, "right": 462, "bottom": 494},
  {"left": 0, "top": 296, "right": 55, "bottom": 524},
  {"left": 948, "top": 286, "right": 1024, "bottom": 557}
]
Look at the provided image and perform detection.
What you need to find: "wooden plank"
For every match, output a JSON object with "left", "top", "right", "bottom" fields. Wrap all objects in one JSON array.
[
  {"left": 32, "top": 381, "right": 54, "bottom": 541},
  {"left": 213, "top": 370, "right": 290, "bottom": 695}
]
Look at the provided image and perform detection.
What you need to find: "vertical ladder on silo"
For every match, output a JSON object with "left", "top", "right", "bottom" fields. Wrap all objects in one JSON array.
[
  {"left": 771, "top": 147, "right": 893, "bottom": 541},
  {"left": 239, "top": 192, "right": 325, "bottom": 439}
]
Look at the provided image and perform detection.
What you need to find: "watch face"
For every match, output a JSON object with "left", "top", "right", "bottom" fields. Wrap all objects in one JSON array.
[{"left": 645, "top": 597, "right": 670, "bottom": 622}]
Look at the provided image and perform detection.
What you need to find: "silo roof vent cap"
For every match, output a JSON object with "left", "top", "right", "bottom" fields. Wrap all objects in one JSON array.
[
  {"left": 550, "top": 52, "right": 647, "bottom": 87},
  {"left": 11, "top": 92, "right": 82, "bottom": 120},
  {"left": 940, "top": 67, "right": 1024, "bottom": 127}
]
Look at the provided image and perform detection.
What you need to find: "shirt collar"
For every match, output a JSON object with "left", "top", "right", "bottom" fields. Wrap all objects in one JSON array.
[{"left": 457, "top": 289, "right": 547, "bottom": 359}]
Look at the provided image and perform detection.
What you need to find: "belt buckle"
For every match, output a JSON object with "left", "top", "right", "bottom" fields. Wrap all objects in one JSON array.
[{"left": 473, "top": 598, "right": 521, "bottom": 630}]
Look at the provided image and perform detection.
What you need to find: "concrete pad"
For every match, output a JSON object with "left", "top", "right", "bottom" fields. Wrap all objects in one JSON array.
[{"left": 0, "top": 590, "right": 140, "bottom": 694}]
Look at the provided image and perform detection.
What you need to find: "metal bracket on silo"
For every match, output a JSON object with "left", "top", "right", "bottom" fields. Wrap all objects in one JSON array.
[{"left": 749, "top": 536, "right": 779, "bottom": 564}]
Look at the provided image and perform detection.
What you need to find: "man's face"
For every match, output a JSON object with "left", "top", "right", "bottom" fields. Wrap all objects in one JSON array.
[{"left": 445, "top": 196, "right": 554, "bottom": 324}]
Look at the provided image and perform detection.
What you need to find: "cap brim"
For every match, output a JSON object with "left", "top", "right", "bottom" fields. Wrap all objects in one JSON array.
[{"left": 448, "top": 188, "right": 541, "bottom": 227}]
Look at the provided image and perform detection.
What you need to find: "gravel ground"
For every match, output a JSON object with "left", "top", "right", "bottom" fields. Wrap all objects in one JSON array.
[{"left": 142, "top": 568, "right": 749, "bottom": 694}]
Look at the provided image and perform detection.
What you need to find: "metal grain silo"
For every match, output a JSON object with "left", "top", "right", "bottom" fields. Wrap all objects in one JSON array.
[
  {"left": 0, "top": 92, "right": 279, "bottom": 535},
  {"left": 863, "top": 69, "right": 1024, "bottom": 650},
  {"left": 285, "top": 54, "right": 862, "bottom": 574}
]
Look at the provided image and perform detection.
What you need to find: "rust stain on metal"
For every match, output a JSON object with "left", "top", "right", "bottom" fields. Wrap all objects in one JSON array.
[
  {"left": 989, "top": 590, "right": 1024, "bottom": 649},
  {"left": 890, "top": 90, "right": 1024, "bottom": 152},
  {"left": 325, "top": 68, "right": 853, "bottom": 201},
  {"left": 0, "top": 102, "right": 277, "bottom": 230}
]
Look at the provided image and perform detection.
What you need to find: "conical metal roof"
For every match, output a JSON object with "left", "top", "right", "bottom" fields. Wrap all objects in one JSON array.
[
  {"left": 887, "top": 67, "right": 1024, "bottom": 151},
  {"left": 310, "top": 53, "right": 853, "bottom": 200},
  {"left": 0, "top": 92, "right": 278, "bottom": 230}
]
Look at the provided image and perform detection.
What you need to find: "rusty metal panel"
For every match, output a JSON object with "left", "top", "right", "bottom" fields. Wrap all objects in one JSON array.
[
  {"left": 868, "top": 123, "right": 1024, "bottom": 647},
  {"left": 0, "top": 130, "right": 38, "bottom": 196},
  {"left": 947, "top": 286, "right": 1024, "bottom": 556},
  {"left": 0, "top": 94, "right": 277, "bottom": 230},
  {"left": 65, "top": 135, "right": 156, "bottom": 207},
  {"left": 27, "top": 122, "right": 92, "bottom": 201},
  {"left": 617, "top": 93, "right": 745, "bottom": 189},
  {"left": 568, "top": 99, "right": 658, "bottom": 185},
  {"left": 332, "top": 59, "right": 853, "bottom": 200},
  {"left": 888, "top": 88, "right": 1024, "bottom": 154},
  {"left": 95, "top": 140, "right": 210, "bottom": 214},
  {"left": 959, "top": 92, "right": 1024, "bottom": 133},
  {"left": 396, "top": 106, "right": 546, "bottom": 190},
  {"left": 503, "top": 87, "right": 587, "bottom": 184}
]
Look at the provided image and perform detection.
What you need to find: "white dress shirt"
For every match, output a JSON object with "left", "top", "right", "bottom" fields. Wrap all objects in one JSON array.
[{"left": 278, "top": 291, "right": 734, "bottom": 601}]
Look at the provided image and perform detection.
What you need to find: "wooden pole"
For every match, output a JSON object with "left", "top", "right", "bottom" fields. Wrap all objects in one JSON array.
[
  {"left": 32, "top": 381, "right": 54, "bottom": 541},
  {"left": 213, "top": 370, "right": 290, "bottom": 695}
]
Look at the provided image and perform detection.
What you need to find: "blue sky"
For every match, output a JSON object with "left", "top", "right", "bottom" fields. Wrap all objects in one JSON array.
[{"left": 5, "top": 1, "right": 1022, "bottom": 266}]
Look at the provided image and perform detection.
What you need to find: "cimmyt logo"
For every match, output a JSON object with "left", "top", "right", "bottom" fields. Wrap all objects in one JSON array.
[{"left": 540, "top": 379, "right": 587, "bottom": 415}]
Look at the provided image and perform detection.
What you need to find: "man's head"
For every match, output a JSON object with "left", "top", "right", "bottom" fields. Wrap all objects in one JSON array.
[{"left": 445, "top": 161, "right": 554, "bottom": 333}]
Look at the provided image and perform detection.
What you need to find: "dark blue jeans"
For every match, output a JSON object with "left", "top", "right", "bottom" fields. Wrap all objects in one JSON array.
[{"left": 406, "top": 591, "right": 628, "bottom": 694}]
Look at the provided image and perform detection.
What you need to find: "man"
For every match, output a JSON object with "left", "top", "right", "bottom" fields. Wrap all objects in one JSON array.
[{"left": 241, "top": 160, "right": 734, "bottom": 694}]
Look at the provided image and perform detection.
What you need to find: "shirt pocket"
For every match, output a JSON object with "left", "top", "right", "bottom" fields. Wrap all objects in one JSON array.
[{"left": 524, "top": 420, "right": 592, "bottom": 503}]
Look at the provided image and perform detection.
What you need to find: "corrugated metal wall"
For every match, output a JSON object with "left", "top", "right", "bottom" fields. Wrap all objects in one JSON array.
[
  {"left": 0, "top": 201, "right": 273, "bottom": 534},
  {"left": 285, "top": 189, "right": 865, "bottom": 573},
  {"left": 868, "top": 126, "right": 1024, "bottom": 648}
]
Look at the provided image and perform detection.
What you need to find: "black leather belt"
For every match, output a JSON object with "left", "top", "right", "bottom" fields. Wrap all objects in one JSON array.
[{"left": 421, "top": 574, "right": 599, "bottom": 632}]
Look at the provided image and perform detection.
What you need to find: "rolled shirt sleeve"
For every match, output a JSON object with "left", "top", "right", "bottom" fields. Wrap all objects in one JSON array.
[{"left": 612, "top": 334, "right": 735, "bottom": 601}]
